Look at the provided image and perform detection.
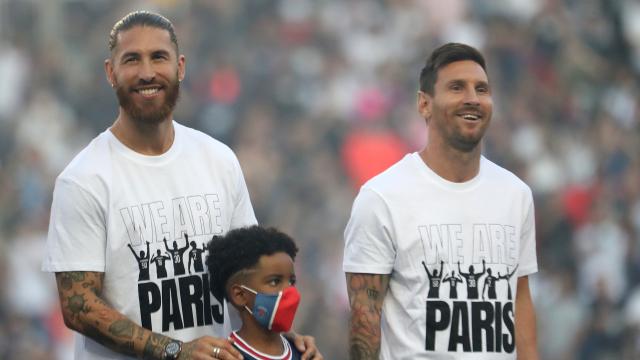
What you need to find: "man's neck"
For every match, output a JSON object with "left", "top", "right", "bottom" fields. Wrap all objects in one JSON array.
[
  {"left": 236, "top": 321, "right": 284, "bottom": 356},
  {"left": 110, "top": 111, "right": 175, "bottom": 155},
  {"left": 419, "top": 138, "right": 481, "bottom": 183}
]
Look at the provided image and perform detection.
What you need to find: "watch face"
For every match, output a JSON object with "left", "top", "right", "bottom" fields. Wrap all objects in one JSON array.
[{"left": 165, "top": 341, "right": 181, "bottom": 357}]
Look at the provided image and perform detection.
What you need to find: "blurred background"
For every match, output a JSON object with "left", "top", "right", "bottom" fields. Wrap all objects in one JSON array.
[{"left": 0, "top": 0, "right": 639, "bottom": 359}]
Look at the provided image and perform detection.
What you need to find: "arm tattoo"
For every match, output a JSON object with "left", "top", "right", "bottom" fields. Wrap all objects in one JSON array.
[
  {"left": 366, "top": 288, "right": 379, "bottom": 300},
  {"left": 346, "top": 273, "right": 390, "bottom": 360},
  {"left": 109, "top": 319, "right": 135, "bottom": 338},
  {"left": 143, "top": 333, "right": 171, "bottom": 360},
  {"left": 55, "top": 271, "right": 168, "bottom": 358}
]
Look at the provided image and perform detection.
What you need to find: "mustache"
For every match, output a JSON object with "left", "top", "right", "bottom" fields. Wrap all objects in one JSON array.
[
  {"left": 456, "top": 105, "right": 484, "bottom": 115},
  {"left": 130, "top": 78, "right": 166, "bottom": 89}
]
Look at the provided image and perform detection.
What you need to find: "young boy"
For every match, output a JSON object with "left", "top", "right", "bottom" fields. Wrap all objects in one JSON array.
[{"left": 207, "top": 226, "right": 303, "bottom": 360}]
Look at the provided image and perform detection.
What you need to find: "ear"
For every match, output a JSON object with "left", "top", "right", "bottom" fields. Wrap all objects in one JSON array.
[
  {"left": 228, "top": 283, "right": 249, "bottom": 308},
  {"left": 417, "top": 91, "right": 432, "bottom": 122},
  {"left": 105, "top": 59, "right": 115, "bottom": 88},
  {"left": 177, "top": 54, "right": 186, "bottom": 82}
]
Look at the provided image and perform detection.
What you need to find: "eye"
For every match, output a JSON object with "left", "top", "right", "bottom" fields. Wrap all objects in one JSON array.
[
  {"left": 268, "top": 278, "right": 280, "bottom": 286},
  {"left": 476, "top": 86, "right": 489, "bottom": 94},
  {"left": 152, "top": 52, "right": 169, "bottom": 61}
]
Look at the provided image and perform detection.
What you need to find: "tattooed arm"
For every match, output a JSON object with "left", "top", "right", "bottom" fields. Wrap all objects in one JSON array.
[
  {"left": 345, "top": 272, "right": 390, "bottom": 360},
  {"left": 55, "top": 271, "right": 242, "bottom": 360}
]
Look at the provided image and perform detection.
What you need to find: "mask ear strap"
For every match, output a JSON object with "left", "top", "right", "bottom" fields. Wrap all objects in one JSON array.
[
  {"left": 240, "top": 285, "right": 258, "bottom": 295},
  {"left": 240, "top": 285, "right": 256, "bottom": 315}
]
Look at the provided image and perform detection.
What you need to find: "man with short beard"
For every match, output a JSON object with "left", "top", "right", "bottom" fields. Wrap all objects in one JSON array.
[
  {"left": 43, "top": 11, "right": 321, "bottom": 360},
  {"left": 344, "top": 43, "right": 539, "bottom": 359}
]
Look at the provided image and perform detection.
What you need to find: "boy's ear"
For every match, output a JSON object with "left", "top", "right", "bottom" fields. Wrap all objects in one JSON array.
[{"left": 229, "top": 283, "right": 249, "bottom": 307}]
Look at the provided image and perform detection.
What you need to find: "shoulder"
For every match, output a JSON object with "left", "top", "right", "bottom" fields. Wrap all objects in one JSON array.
[
  {"left": 177, "top": 122, "right": 238, "bottom": 160},
  {"left": 481, "top": 156, "right": 532, "bottom": 195},
  {"left": 56, "top": 130, "right": 113, "bottom": 193},
  {"left": 360, "top": 153, "right": 416, "bottom": 196}
]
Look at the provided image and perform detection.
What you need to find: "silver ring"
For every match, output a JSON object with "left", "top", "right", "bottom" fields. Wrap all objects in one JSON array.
[{"left": 213, "top": 346, "right": 221, "bottom": 358}]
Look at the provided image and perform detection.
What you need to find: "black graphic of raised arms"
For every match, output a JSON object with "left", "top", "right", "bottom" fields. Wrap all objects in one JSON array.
[
  {"left": 482, "top": 267, "right": 499, "bottom": 300},
  {"left": 150, "top": 249, "right": 171, "bottom": 279},
  {"left": 443, "top": 271, "right": 462, "bottom": 282},
  {"left": 151, "top": 250, "right": 171, "bottom": 262},
  {"left": 162, "top": 235, "right": 189, "bottom": 254},
  {"left": 188, "top": 241, "right": 206, "bottom": 274},
  {"left": 497, "top": 265, "right": 519, "bottom": 299},
  {"left": 127, "top": 241, "right": 150, "bottom": 261},
  {"left": 457, "top": 261, "right": 466, "bottom": 276},
  {"left": 499, "top": 264, "right": 519, "bottom": 280},
  {"left": 181, "top": 233, "right": 190, "bottom": 250},
  {"left": 422, "top": 260, "right": 444, "bottom": 280},
  {"left": 127, "top": 242, "right": 151, "bottom": 281}
]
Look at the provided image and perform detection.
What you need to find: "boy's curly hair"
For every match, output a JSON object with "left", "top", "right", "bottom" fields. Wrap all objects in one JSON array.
[{"left": 206, "top": 226, "right": 298, "bottom": 303}]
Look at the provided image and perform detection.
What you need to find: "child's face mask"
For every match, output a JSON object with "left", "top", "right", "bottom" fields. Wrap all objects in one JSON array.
[{"left": 241, "top": 285, "right": 301, "bottom": 332}]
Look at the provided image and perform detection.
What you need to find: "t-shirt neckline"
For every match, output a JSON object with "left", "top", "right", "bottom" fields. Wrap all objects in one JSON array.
[
  {"left": 107, "top": 120, "right": 182, "bottom": 166},
  {"left": 410, "top": 152, "right": 484, "bottom": 191}
]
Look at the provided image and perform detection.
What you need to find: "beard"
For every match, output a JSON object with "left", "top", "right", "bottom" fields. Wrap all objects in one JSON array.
[
  {"left": 115, "top": 75, "right": 180, "bottom": 124},
  {"left": 448, "top": 130, "right": 484, "bottom": 153},
  {"left": 442, "top": 106, "right": 489, "bottom": 153}
]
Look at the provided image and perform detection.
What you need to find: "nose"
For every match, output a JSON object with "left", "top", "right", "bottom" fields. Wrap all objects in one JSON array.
[
  {"left": 464, "top": 86, "right": 480, "bottom": 105},
  {"left": 463, "top": 87, "right": 480, "bottom": 106},
  {"left": 138, "top": 59, "right": 156, "bottom": 82}
]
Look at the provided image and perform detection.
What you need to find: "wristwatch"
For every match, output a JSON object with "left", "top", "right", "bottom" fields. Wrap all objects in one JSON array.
[{"left": 163, "top": 340, "right": 182, "bottom": 360}]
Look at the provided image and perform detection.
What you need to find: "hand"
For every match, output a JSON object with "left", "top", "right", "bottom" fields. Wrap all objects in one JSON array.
[
  {"left": 286, "top": 332, "right": 323, "bottom": 360},
  {"left": 179, "top": 336, "right": 242, "bottom": 360}
]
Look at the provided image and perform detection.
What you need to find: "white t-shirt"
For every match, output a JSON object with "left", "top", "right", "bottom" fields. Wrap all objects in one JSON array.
[
  {"left": 343, "top": 153, "right": 538, "bottom": 360},
  {"left": 43, "top": 121, "right": 257, "bottom": 359}
]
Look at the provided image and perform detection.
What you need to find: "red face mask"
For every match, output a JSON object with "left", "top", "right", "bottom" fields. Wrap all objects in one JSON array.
[{"left": 241, "top": 285, "right": 301, "bottom": 332}]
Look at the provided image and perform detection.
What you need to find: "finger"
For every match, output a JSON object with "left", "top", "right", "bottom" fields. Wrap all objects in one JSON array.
[
  {"left": 291, "top": 333, "right": 306, "bottom": 353},
  {"left": 212, "top": 340, "right": 242, "bottom": 360},
  {"left": 215, "top": 347, "right": 242, "bottom": 360},
  {"left": 300, "top": 336, "right": 319, "bottom": 360}
]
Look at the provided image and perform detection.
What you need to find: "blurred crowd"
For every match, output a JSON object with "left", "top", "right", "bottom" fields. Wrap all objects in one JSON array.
[{"left": 0, "top": 0, "right": 639, "bottom": 359}]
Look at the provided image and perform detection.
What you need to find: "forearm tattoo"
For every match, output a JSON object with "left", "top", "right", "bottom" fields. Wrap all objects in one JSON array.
[
  {"left": 142, "top": 333, "right": 171, "bottom": 360},
  {"left": 55, "top": 271, "right": 164, "bottom": 358},
  {"left": 346, "top": 273, "right": 390, "bottom": 360}
]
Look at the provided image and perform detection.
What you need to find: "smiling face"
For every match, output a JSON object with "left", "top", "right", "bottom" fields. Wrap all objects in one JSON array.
[
  {"left": 418, "top": 60, "right": 492, "bottom": 153},
  {"left": 105, "top": 25, "right": 185, "bottom": 124}
]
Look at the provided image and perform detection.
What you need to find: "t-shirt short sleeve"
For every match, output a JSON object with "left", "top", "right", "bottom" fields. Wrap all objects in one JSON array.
[
  {"left": 343, "top": 187, "right": 396, "bottom": 274},
  {"left": 517, "top": 189, "right": 538, "bottom": 277},
  {"left": 229, "top": 156, "right": 258, "bottom": 229},
  {"left": 42, "top": 177, "right": 107, "bottom": 272}
]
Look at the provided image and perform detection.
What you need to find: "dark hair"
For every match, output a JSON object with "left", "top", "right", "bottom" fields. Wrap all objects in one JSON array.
[
  {"left": 206, "top": 226, "right": 299, "bottom": 302},
  {"left": 419, "top": 43, "right": 487, "bottom": 94},
  {"left": 108, "top": 11, "right": 179, "bottom": 53}
]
